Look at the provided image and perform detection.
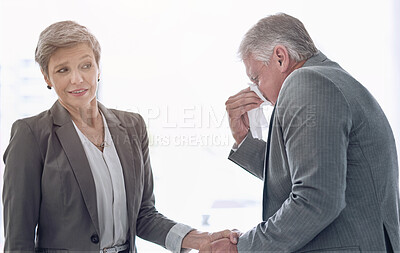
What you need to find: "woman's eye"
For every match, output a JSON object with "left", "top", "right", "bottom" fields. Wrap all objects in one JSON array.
[{"left": 57, "top": 68, "right": 68, "bottom": 73}]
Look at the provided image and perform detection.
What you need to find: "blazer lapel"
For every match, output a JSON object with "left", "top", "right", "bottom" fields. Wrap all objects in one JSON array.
[
  {"left": 99, "top": 103, "right": 138, "bottom": 232},
  {"left": 50, "top": 101, "right": 100, "bottom": 235},
  {"left": 262, "top": 105, "right": 276, "bottom": 220}
]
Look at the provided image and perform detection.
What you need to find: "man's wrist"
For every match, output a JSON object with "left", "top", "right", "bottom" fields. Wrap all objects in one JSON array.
[
  {"left": 233, "top": 134, "right": 248, "bottom": 151},
  {"left": 182, "top": 230, "right": 211, "bottom": 250}
]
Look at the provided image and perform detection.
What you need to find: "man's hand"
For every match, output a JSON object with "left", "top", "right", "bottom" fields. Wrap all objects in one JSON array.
[
  {"left": 225, "top": 87, "right": 263, "bottom": 145},
  {"left": 182, "top": 229, "right": 240, "bottom": 251},
  {"left": 199, "top": 238, "right": 239, "bottom": 253}
]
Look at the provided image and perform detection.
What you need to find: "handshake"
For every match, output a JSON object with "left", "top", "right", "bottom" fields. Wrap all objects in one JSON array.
[{"left": 182, "top": 229, "right": 241, "bottom": 253}]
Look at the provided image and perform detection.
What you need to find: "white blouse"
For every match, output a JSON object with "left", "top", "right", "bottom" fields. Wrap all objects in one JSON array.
[{"left": 73, "top": 113, "right": 128, "bottom": 249}]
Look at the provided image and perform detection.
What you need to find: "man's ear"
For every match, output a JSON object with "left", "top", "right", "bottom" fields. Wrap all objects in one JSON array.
[
  {"left": 273, "top": 45, "right": 290, "bottom": 72},
  {"left": 41, "top": 68, "right": 52, "bottom": 87}
]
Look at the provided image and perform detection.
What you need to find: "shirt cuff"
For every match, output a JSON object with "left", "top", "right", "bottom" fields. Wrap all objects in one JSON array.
[
  {"left": 165, "top": 223, "right": 194, "bottom": 253},
  {"left": 232, "top": 135, "right": 248, "bottom": 152}
]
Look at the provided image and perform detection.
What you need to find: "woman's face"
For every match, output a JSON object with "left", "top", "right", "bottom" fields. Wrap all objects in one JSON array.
[{"left": 44, "top": 43, "right": 99, "bottom": 111}]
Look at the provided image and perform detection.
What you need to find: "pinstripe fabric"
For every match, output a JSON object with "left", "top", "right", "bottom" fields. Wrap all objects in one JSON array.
[{"left": 229, "top": 52, "right": 399, "bottom": 252}]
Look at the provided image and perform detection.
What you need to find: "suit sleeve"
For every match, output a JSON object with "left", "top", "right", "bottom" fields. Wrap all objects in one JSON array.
[
  {"left": 237, "top": 69, "right": 352, "bottom": 251},
  {"left": 2, "top": 120, "right": 43, "bottom": 252},
  {"left": 228, "top": 132, "right": 267, "bottom": 180}
]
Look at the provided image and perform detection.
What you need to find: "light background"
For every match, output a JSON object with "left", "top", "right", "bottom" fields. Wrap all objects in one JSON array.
[{"left": 0, "top": 0, "right": 399, "bottom": 252}]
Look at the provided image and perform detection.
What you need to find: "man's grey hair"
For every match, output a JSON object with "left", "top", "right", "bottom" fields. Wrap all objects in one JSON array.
[
  {"left": 238, "top": 13, "right": 318, "bottom": 63},
  {"left": 35, "top": 20, "right": 101, "bottom": 77}
]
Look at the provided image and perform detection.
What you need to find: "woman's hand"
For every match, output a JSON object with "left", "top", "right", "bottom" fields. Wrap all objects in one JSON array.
[{"left": 182, "top": 229, "right": 241, "bottom": 251}]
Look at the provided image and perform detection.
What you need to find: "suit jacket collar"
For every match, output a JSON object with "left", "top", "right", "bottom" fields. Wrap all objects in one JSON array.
[
  {"left": 303, "top": 51, "right": 328, "bottom": 68},
  {"left": 49, "top": 100, "right": 122, "bottom": 127}
]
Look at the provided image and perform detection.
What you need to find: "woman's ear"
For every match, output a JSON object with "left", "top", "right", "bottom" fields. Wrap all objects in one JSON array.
[{"left": 41, "top": 68, "right": 52, "bottom": 88}]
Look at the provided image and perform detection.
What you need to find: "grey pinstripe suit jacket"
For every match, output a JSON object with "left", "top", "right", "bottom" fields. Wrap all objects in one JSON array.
[{"left": 229, "top": 52, "right": 400, "bottom": 252}]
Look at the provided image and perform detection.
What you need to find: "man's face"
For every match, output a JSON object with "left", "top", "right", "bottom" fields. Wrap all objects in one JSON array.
[{"left": 244, "top": 54, "right": 284, "bottom": 105}]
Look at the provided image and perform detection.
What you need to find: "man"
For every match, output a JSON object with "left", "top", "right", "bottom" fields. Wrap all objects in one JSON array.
[{"left": 205, "top": 13, "right": 399, "bottom": 252}]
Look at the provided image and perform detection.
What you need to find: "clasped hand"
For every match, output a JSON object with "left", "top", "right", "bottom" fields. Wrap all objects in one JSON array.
[
  {"left": 198, "top": 230, "right": 240, "bottom": 253},
  {"left": 183, "top": 229, "right": 240, "bottom": 253}
]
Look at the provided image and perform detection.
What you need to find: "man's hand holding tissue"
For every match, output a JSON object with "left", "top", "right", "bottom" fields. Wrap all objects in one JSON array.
[{"left": 225, "top": 87, "right": 264, "bottom": 145}]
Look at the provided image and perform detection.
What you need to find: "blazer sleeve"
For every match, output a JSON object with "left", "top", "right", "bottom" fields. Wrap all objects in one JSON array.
[
  {"left": 237, "top": 68, "right": 352, "bottom": 251},
  {"left": 228, "top": 132, "right": 266, "bottom": 180},
  {"left": 2, "top": 120, "right": 43, "bottom": 252},
  {"left": 132, "top": 114, "right": 183, "bottom": 247}
]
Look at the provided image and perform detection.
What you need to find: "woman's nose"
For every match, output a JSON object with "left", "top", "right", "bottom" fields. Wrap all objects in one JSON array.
[{"left": 70, "top": 70, "right": 83, "bottom": 84}]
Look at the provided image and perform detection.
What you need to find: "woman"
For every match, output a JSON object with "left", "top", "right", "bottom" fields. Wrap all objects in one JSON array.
[{"left": 2, "top": 21, "right": 237, "bottom": 252}]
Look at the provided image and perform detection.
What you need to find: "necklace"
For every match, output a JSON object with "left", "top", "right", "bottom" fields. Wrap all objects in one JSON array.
[
  {"left": 72, "top": 109, "right": 106, "bottom": 150},
  {"left": 93, "top": 141, "right": 106, "bottom": 148}
]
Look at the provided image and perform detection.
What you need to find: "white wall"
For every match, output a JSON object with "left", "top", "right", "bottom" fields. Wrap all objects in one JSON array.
[{"left": 1, "top": 0, "right": 398, "bottom": 251}]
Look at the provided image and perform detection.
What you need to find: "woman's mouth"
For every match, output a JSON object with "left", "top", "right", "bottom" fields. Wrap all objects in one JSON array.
[{"left": 69, "top": 89, "right": 88, "bottom": 96}]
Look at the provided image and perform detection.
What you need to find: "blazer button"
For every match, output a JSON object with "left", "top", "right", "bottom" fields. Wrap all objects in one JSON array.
[{"left": 91, "top": 234, "right": 99, "bottom": 244}]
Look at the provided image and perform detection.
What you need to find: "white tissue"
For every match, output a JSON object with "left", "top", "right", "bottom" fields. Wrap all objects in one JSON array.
[{"left": 248, "top": 83, "right": 272, "bottom": 141}]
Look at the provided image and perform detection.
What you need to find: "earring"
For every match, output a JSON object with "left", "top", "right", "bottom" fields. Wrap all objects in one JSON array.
[
  {"left": 98, "top": 78, "right": 100, "bottom": 82},
  {"left": 47, "top": 85, "right": 52, "bottom": 90}
]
